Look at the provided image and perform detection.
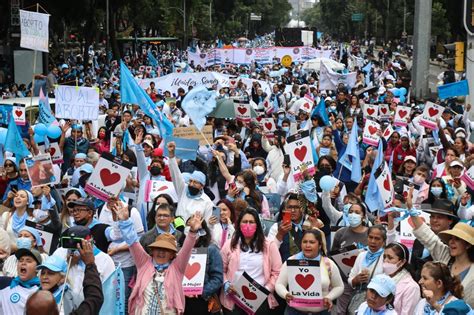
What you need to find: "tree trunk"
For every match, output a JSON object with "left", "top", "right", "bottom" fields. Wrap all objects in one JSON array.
[{"left": 110, "top": 7, "right": 121, "bottom": 60}]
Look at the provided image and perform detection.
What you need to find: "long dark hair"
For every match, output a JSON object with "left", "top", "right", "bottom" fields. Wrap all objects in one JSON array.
[
  {"left": 231, "top": 208, "right": 265, "bottom": 253},
  {"left": 385, "top": 242, "right": 415, "bottom": 278},
  {"left": 302, "top": 229, "right": 327, "bottom": 256},
  {"left": 239, "top": 170, "right": 262, "bottom": 212},
  {"left": 425, "top": 178, "right": 448, "bottom": 203},
  {"left": 217, "top": 199, "right": 236, "bottom": 223}
]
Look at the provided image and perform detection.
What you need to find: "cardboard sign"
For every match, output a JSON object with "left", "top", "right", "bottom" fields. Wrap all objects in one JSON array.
[
  {"left": 287, "top": 260, "right": 323, "bottom": 308},
  {"left": 401, "top": 180, "right": 421, "bottom": 202},
  {"left": 19, "top": 10, "right": 49, "bottom": 52},
  {"left": 183, "top": 248, "right": 207, "bottom": 296},
  {"left": 164, "top": 136, "right": 199, "bottom": 161},
  {"left": 172, "top": 125, "right": 213, "bottom": 146},
  {"left": 12, "top": 103, "right": 26, "bottom": 126},
  {"left": 378, "top": 104, "right": 391, "bottom": 120},
  {"left": 394, "top": 105, "right": 411, "bottom": 127},
  {"left": 144, "top": 180, "right": 178, "bottom": 203},
  {"left": 234, "top": 101, "right": 252, "bottom": 123},
  {"left": 55, "top": 85, "right": 100, "bottom": 121},
  {"left": 25, "top": 154, "right": 56, "bottom": 188},
  {"left": 362, "top": 119, "right": 380, "bottom": 146},
  {"left": 330, "top": 245, "right": 365, "bottom": 277},
  {"left": 375, "top": 162, "right": 394, "bottom": 208},
  {"left": 25, "top": 220, "right": 54, "bottom": 254},
  {"left": 85, "top": 152, "right": 133, "bottom": 201},
  {"left": 399, "top": 211, "right": 431, "bottom": 249},
  {"left": 462, "top": 165, "right": 474, "bottom": 190},
  {"left": 37, "top": 141, "right": 63, "bottom": 164},
  {"left": 230, "top": 272, "right": 270, "bottom": 315},
  {"left": 419, "top": 102, "right": 444, "bottom": 129},
  {"left": 364, "top": 104, "right": 379, "bottom": 119},
  {"left": 382, "top": 125, "right": 394, "bottom": 141},
  {"left": 285, "top": 130, "right": 315, "bottom": 181}
]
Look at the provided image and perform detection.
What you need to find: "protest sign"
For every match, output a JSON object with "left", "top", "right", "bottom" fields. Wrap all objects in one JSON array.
[
  {"left": 378, "top": 104, "right": 391, "bottom": 120},
  {"left": 25, "top": 220, "right": 54, "bottom": 254},
  {"left": 230, "top": 272, "right": 270, "bottom": 315},
  {"left": 401, "top": 180, "right": 420, "bottom": 202},
  {"left": 25, "top": 154, "right": 56, "bottom": 188},
  {"left": 420, "top": 102, "right": 444, "bottom": 129},
  {"left": 330, "top": 245, "right": 365, "bottom": 277},
  {"left": 399, "top": 211, "right": 431, "bottom": 249},
  {"left": 85, "top": 152, "right": 133, "bottom": 201},
  {"left": 55, "top": 86, "right": 100, "bottom": 121},
  {"left": 382, "top": 125, "right": 394, "bottom": 141},
  {"left": 437, "top": 80, "right": 469, "bottom": 100},
  {"left": 285, "top": 130, "right": 315, "bottom": 181},
  {"left": 362, "top": 119, "right": 380, "bottom": 146},
  {"left": 287, "top": 260, "right": 323, "bottom": 308},
  {"left": 462, "top": 165, "right": 474, "bottom": 190},
  {"left": 164, "top": 136, "right": 199, "bottom": 161},
  {"left": 374, "top": 162, "right": 394, "bottom": 209},
  {"left": 37, "top": 141, "right": 63, "bottom": 164},
  {"left": 394, "top": 105, "right": 411, "bottom": 127},
  {"left": 19, "top": 10, "right": 49, "bottom": 52},
  {"left": 144, "top": 180, "right": 178, "bottom": 203},
  {"left": 12, "top": 103, "right": 26, "bottom": 126},
  {"left": 0, "top": 105, "right": 12, "bottom": 128},
  {"left": 183, "top": 248, "right": 207, "bottom": 296},
  {"left": 172, "top": 125, "right": 213, "bottom": 146},
  {"left": 234, "top": 101, "right": 252, "bottom": 123},
  {"left": 256, "top": 117, "right": 276, "bottom": 137},
  {"left": 364, "top": 104, "right": 379, "bottom": 120}
]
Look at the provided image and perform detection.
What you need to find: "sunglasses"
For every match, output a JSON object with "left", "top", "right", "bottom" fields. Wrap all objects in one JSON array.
[{"left": 4, "top": 164, "right": 14, "bottom": 167}]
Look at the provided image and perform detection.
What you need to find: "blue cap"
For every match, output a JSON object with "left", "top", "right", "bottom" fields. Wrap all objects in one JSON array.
[
  {"left": 367, "top": 274, "right": 396, "bottom": 298},
  {"left": 182, "top": 172, "right": 192, "bottom": 184},
  {"left": 190, "top": 171, "right": 206, "bottom": 186},
  {"left": 79, "top": 163, "right": 94, "bottom": 173},
  {"left": 75, "top": 153, "right": 87, "bottom": 160},
  {"left": 61, "top": 64, "right": 69, "bottom": 70},
  {"left": 71, "top": 124, "right": 83, "bottom": 131},
  {"left": 37, "top": 255, "right": 67, "bottom": 273},
  {"left": 20, "top": 190, "right": 34, "bottom": 208},
  {"left": 19, "top": 226, "right": 42, "bottom": 247}
]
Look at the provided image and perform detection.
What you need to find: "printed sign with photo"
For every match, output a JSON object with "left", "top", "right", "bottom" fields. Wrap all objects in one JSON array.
[
  {"left": 287, "top": 260, "right": 323, "bottom": 308},
  {"left": 364, "top": 104, "right": 379, "bottom": 119},
  {"left": 330, "top": 245, "right": 365, "bottom": 277},
  {"left": 37, "top": 141, "right": 63, "bottom": 164},
  {"left": 230, "top": 272, "right": 270, "bottom": 315},
  {"left": 394, "top": 105, "right": 411, "bottom": 127},
  {"left": 144, "top": 180, "right": 178, "bottom": 203},
  {"left": 399, "top": 211, "right": 431, "bottom": 249},
  {"left": 362, "top": 119, "right": 380, "bottom": 146},
  {"left": 183, "top": 248, "right": 207, "bottom": 296},
  {"left": 419, "top": 102, "right": 444, "bottom": 129},
  {"left": 85, "top": 152, "right": 133, "bottom": 201},
  {"left": 25, "top": 220, "right": 54, "bottom": 254},
  {"left": 0, "top": 104, "right": 12, "bottom": 128},
  {"left": 285, "top": 130, "right": 315, "bottom": 181},
  {"left": 374, "top": 162, "right": 394, "bottom": 209},
  {"left": 25, "top": 154, "right": 56, "bottom": 188},
  {"left": 12, "top": 103, "right": 26, "bottom": 126}
]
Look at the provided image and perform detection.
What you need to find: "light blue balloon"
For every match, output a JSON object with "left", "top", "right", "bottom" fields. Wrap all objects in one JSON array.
[
  {"left": 392, "top": 88, "right": 401, "bottom": 97},
  {"left": 34, "top": 133, "right": 45, "bottom": 143},
  {"left": 0, "top": 128, "right": 7, "bottom": 144},
  {"left": 35, "top": 123, "right": 47, "bottom": 136},
  {"left": 46, "top": 125, "right": 62, "bottom": 139},
  {"left": 320, "top": 175, "right": 337, "bottom": 192},
  {"left": 399, "top": 95, "right": 406, "bottom": 103},
  {"left": 399, "top": 87, "right": 407, "bottom": 96}
]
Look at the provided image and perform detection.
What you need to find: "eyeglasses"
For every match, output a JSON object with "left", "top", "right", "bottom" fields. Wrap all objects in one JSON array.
[
  {"left": 71, "top": 208, "right": 89, "bottom": 214},
  {"left": 4, "top": 164, "right": 14, "bottom": 168},
  {"left": 286, "top": 205, "right": 301, "bottom": 211},
  {"left": 156, "top": 214, "right": 171, "bottom": 218}
]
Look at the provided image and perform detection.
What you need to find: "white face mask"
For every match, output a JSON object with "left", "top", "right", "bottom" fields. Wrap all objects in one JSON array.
[
  {"left": 383, "top": 261, "right": 401, "bottom": 276},
  {"left": 235, "top": 182, "right": 245, "bottom": 191},
  {"left": 253, "top": 166, "right": 265, "bottom": 175}
]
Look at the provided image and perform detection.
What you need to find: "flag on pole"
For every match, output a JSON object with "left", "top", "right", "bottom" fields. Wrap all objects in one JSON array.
[
  {"left": 5, "top": 115, "right": 31, "bottom": 166},
  {"left": 338, "top": 123, "right": 362, "bottom": 182},
  {"left": 99, "top": 266, "right": 125, "bottom": 315},
  {"left": 180, "top": 86, "right": 217, "bottom": 130},
  {"left": 365, "top": 139, "right": 385, "bottom": 212},
  {"left": 310, "top": 97, "right": 329, "bottom": 126},
  {"left": 147, "top": 50, "right": 158, "bottom": 68},
  {"left": 38, "top": 88, "right": 56, "bottom": 125}
]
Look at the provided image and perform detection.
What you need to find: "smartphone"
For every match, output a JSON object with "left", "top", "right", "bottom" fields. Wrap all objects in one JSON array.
[
  {"left": 212, "top": 206, "right": 221, "bottom": 218},
  {"left": 282, "top": 210, "right": 291, "bottom": 224},
  {"left": 283, "top": 154, "right": 291, "bottom": 167},
  {"left": 10, "top": 185, "right": 18, "bottom": 193},
  {"left": 229, "top": 182, "right": 237, "bottom": 191},
  {"left": 60, "top": 236, "right": 86, "bottom": 249}
]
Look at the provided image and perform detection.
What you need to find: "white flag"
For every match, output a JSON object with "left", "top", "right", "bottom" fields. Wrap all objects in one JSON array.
[
  {"left": 20, "top": 10, "right": 50, "bottom": 52},
  {"left": 319, "top": 62, "right": 357, "bottom": 90}
]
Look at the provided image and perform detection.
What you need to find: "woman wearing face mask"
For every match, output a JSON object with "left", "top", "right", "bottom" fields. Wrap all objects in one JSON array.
[
  {"left": 442, "top": 159, "right": 466, "bottom": 204},
  {"left": 59, "top": 189, "right": 83, "bottom": 232},
  {"left": 383, "top": 242, "right": 421, "bottom": 314},
  {"left": 424, "top": 178, "right": 449, "bottom": 203},
  {"left": 356, "top": 274, "right": 398, "bottom": 315},
  {"left": 2, "top": 226, "right": 49, "bottom": 277},
  {"left": 251, "top": 158, "right": 276, "bottom": 194},
  {"left": 410, "top": 165, "right": 430, "bottom": 206},
  {"left": 275, "top": 229, "right": 344, "bottom": 315},
  {"left": 220, "top": 208, "right": 282, "bottom": 314},
  {"left": 210, "top": 143, "right": 242, "bottom": 201},
  {"left": 93, "top": 126, "right": 110, "bottom": 154}
]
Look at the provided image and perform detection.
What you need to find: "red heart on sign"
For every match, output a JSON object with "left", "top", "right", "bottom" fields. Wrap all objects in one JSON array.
[
  {"left": 49, "top": 148, "right": 56, "bottom": 156},
  {"left": 256, "top": 117, "right": 262, "bottom": 122},
  {"left": 380, "top": 107, "right": 387, "bottom": 114},
  {"left": 383, "top": 177, "right": 391, "bottom": 191},
  {"left": 294, "top": 146, "right": 307, "bottom": 162},
  {"left": 367, "top": 108, "right": 375, "bottom": 115},
  {"left": 177, "top": 68, "right": 182, "bottom": 73},
  {"left": 241, "top": 286, "right": 257, "bottom": 300},
  {"left": 238, "top": 107, "right": 247, "bottom": 115},
  {"left": 304, "top": 103, "right": 310, "bottom": 109},
  {"left": 341, "top": 255, "right": 357, "bottom": 267},
  {"left": 408, "top": 216, "right": 425, "bottom": 228},
  {"left": 384, "top": 129, "right": 390, "bottom": 137},
  {"left": 157, "top": 186, "right": 168, "bottom": 192},
  {"left": 184, "top": 262, "right": 201, "bottom": 280},
  {"left": 264, "top": 122, "right": 273, "bottom": 130},
  {"left": 230, "top": 80, "right": 236, "bottom": 86},
  {"left": 398, "top": 110, "right": 408, "bottom": 118},
  {"left": 15, "top": 110, "right": 22, "bottom": 117},
  {"left": 368, "top": 126, "right": 378, "bottom": 135},
  {"left": 295, "top": 274, "right": 314, "bottom": 290},
  {"left": 428, "top": 107, "right": 439, "bottom": 117},
  {"left": 100, "top": 169, "right": 121, "bottom": 186}
]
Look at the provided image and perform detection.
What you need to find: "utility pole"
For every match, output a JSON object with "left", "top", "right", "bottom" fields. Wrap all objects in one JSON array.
[
  {"left": 106, "top": 0, "right": 109, "bottom": 53},
  {"left": 412, "top": 0, "right": 433, "bottom": 99},
  {"left": 183, "top": 0, "right": 187, "bottom": 48},
  {"left": 464, "top": 0, "right": 474, "bottom": 109}
]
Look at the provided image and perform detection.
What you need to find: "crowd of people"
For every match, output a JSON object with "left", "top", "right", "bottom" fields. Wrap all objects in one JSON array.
[{"left": 0, "top": 35, "right": 473, "bottom": 315}]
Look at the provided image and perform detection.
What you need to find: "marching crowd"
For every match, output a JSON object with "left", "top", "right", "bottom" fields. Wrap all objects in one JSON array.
[{"left": 0, "top": 37, "right": 473, "bottom": 315}]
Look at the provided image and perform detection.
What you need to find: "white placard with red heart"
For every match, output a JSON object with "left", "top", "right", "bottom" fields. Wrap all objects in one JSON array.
[
  {"left": 85, "top": 152, "right": 133, "bottom": 201},
  {"left": 285, "top": 130, "right": 315, "bottom": 181},
  {"left": 299, "top": 97, "right": 314, "bottom": 114},
  {"left": 25, "top": 220, "right": 54, "bottom": 254},
  {"left": 378, "top": 104, "right": 391, "bottom": 119},
  {"left": 362, "top": 119, "right": 381, "bottom": 146},
  {"left": 420, "top": 102, "right": 444, "bottom": 129},
  {"left": 38, "top": 142, "right": 63, "bottom": 164},
  {"left": 400, "top": 211, "right": 431, "bottom": 249},
  {"left": 462, "top": 165, "right": 474, "bottom": 190},
  {"left": 230, "top": 272, "right": 270, "bottom": 315},
  {"left": 374, "top": 162, "right": 394, "bottom": 209},
  {"left": 364, "top": 104, "right": 379, "bottom": 119},
  {"left": 329, "top": 246, "right": 365, "bottom": 277},
  {"left": 382, "top": 125, "right": 394, "bottom": 141},
  {"left": 13, "top": 103, "right": 26, "bottom": 126},
  {"left": 402, "top": 181, "right": 420, "bottom": 204},
  {"left": 234, "top": 102, "right": 252, "bottom": 123},
  {"left": 257, "top": 117, "right": 276, "bottom": 136},
  {"left": 139, "top": 65, "right": 145, "bottom": 72},
  {"left": 287, "top": 260, "right": 323, "bottom": 308},
  {"left": 144, "top": 180, "right": 178, "bottom": 202},
  {"left": 394, "top": 105, "right": 411, "bottom": 127},
  {"left": 183, "top": 248, "right": 207, "bottom": 296}
]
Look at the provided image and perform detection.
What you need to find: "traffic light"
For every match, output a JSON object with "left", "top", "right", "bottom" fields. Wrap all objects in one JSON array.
[{"left": 443, "top": 42, "right": 465, "bottom": 72}]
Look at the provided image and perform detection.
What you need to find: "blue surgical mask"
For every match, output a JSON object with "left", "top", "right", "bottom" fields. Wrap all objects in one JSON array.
[
  {"left": 278, "top": 114, "right": 285, "bottom": 119},
  {"left": 282, "top": 126, "right": 290, "bottom": 133},
  {"left": 343, "top": 204, "right": 351, "bottom": 216},
  {"left": 16, "top": 237, "right": 32, "bottom": 249},
  {"left": 431, "top": 187, "right": 443, "bottom": 197},
  {"left": 348, "top": 213, "right": 362, "bottom": 227}
]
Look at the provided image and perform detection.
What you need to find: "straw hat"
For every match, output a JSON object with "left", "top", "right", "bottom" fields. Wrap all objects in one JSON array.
[
  {"left": 439, "top": 223, "right": 474, "bottom": 245},
  {"left": 148, "top": 233, "right": 178, "bottom": 252}
]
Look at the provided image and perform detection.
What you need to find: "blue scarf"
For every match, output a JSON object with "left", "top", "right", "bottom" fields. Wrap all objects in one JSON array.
[
  {"left": 10, "top": 276, "right": 40, "bottom": 289},
  {"left": 53, "top": 284, "right": 70, "bottom": 304},
  {"left": 424, "top": 291, "right": 451, "bottom": 315},
  {"left": 364, "top": 306, "right": 387, "bottom": 315},
  {"left": 362, "top": 247, "right": 384, "bottom": 268},
  {"left": 12, "top": 211, "right": 28, "bottom": 236},
  {"left": 300, "top": 179, "right": 317, "bottom": 203},
  {"left": 295, "top": 251, "right": 321, "bottom": 261},
  {"left": 154, "top": 263, "right": 170, "bottom": 272},
  {"left": 341, "top": 204, "right": 351, "bottom": 227}
]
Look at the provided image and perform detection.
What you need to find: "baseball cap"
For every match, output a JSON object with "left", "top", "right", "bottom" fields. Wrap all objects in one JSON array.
[
  {"left": 67, "top": 197, "right": 95, "bottom": 210},
  {"left": 367, "top": 274, "right": 396, "bottom": 298},
  {"left": 37, "top": 255, "right": 67, "bottom": 273},
  {"left": 449, "top": 160, "right": 464, "bottom": 168},
  {"left": 61, "top": 64, "right": 69, "bottom": 70},
  {"left": 79, "top": 163, "right": 94, "bottom": 174},
  {"left": 15, "top": 248, "right": 42, "bottom": 265},
  {"left": 143, "top": 140, "right": 154, "bottom": 148},
  {"left": 403, "top": 155, "right": 416, "bottom": 164}
]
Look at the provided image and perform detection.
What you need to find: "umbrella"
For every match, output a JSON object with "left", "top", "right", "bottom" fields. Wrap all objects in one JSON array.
[
  {"left": 208, "top": 99, "right": 258, "bottom": 119},
  {"left": 302, "top": 57, "right": 345, "bottom": 72}
]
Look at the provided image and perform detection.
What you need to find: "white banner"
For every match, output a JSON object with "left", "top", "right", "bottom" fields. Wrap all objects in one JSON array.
[
  {"left": 319, "top": 62, "right": 357, "bottom": 90},
  {"left": 20, "top": 10, "right": 49, "bottom": 52},
  {"left": 55, "top": 86, "right": 100, "bottom": 120}
]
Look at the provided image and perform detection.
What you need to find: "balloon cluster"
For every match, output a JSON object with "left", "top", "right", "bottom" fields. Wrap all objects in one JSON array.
[
  {"left": 320, "top": 175, "right": 337, "bottom": 192},
  {"left": 390, "top": 87, "right": 408, "bottom": 103},
  {"left": 34, "top": 123, "right": 62, "bottom": 143}
]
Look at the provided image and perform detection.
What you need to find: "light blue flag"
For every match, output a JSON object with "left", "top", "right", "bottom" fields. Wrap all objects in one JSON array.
[
  {"left": 0, "top": 144, "right": 4, "bottom": 166},
  {"left": 5, "top": 115, "right": 30, "bottom": 166},
  {"left": 120, "top": 61, "right": 173, "bottom": 136},
  {"left": 311, "top": 98, "right": 329, "bottom": 125},
  {"left": 99, "top": 266, "right": 125, "bottom": 315},
  {"left": 180, "top": 85, "right": 217, "bottom": 130},
  {"left": 38, "top": 88, "right": 55, "bottom": 125},
  {"left": 338, "top": 123, "right": 362, "bottom": 182},
  {"left": 164, "top": 136, "right": 199, "bottom": 161},
  {"left": 365, "top": 140, "right": 385, "bottom": 212},
  {"left": 147, "top": 50, "right": 158, "bottom": 68},
  {"left": 362, "top": 62, "right": 372, "bottom": 86},
  {"left": 437, "top": 80, "right": 469, "bottom": 100}
]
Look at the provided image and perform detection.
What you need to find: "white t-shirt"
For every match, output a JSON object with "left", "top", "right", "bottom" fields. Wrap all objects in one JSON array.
[
  {"left": 0, "top": 284, "right": 38, "bottom": 315},
  {"left": 356, "top": 302, "right": 397, "bottom": 315},
  {"left": 237, "top": 250, "right": 265, "bottom": 287}
]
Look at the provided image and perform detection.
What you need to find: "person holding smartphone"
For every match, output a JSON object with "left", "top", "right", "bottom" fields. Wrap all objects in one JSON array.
[
  {"left": 0, "top": 157, "right": 19, "bottom": 198},
  {"left": 208, "top": 199, "right": 236, "bottom": 249}
]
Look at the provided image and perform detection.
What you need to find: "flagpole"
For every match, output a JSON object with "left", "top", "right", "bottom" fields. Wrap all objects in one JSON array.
[
  {"left": 28, "top": 3, "right": 40, "bottom": 126},
  {"left": 58, "top": 255, "right": 72, "bottom": 312}
]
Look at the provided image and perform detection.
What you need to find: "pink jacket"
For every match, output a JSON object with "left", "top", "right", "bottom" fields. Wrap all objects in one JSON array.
[
  {"left": 128, "top": 232, "right": 197, "bottom": 314},
  {"left": 394, "top": 272, "right": 421, "bottom": 315},
  {"left": 220, "top": 239, "right": 282, "bottom": 310}
]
